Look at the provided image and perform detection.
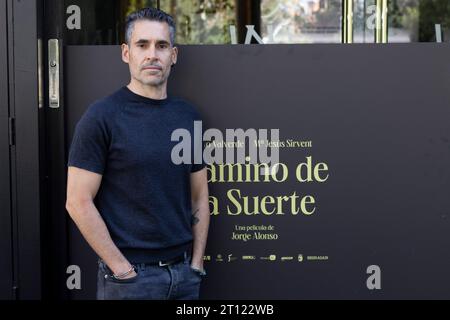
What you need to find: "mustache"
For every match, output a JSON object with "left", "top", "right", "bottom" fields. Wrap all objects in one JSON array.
[{"left": 141, "top": 62, "right": 162, "bottom": 70}]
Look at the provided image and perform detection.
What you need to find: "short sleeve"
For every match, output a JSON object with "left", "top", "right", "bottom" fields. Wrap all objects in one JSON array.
[
  {"left": 191, "top": 161, "right": 206, "bottom": 173},
  {"left": 67, "top": 104, "right": 110, "bottom": 175}
]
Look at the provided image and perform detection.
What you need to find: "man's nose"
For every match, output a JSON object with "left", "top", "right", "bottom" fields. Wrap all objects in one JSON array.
[{"left": 146, "top": 44, "right": 158, "bottom": 60}]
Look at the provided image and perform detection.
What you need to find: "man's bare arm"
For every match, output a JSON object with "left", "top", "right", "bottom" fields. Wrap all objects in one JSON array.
[
  {"left": 65, "top": 166, "right": 136, "bottom": 278},
  {"left": 190, "top": 168, "right": 210, "bottom": 271}
]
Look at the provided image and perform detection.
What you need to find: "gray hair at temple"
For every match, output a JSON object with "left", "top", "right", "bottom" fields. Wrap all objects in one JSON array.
[{"left": 125, "top": 7, "right": 176, "bottom": 46}]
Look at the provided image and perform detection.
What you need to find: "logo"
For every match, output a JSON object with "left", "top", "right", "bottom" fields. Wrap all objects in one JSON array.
[
  {"left": 281, "top": 256, "right": 294, "bottom": 261},
  {"left": 228, "top": 254, "right": 238, "bottom": 262}
]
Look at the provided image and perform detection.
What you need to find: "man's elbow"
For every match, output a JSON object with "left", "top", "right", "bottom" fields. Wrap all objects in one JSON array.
[
  {"left": 65, "top": 196, "right": 92, "bottom": 218},
  {"left": 65, "top": 198, "right": 77, "bottom": 216}
]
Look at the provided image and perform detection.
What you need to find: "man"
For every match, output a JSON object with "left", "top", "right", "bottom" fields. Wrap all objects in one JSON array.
[{"left": 65, "top": 7, "right": 209, "bottom": 300}]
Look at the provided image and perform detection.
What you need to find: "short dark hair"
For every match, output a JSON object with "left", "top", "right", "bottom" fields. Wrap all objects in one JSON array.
[{"left": 125, "top": 7, "right": 176, "bottom": 46}]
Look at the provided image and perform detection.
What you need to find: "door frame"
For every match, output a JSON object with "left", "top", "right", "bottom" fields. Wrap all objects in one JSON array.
[
  {"left": 1, "top": 0, "right": 43, "bottom": 299},
  {"left": 0, "top": 0, "right": 14, "bottom": 300}
]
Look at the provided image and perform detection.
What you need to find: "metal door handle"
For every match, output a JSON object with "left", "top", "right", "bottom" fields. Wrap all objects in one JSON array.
[{"left": 48, "top": 39, "right": 60, "bottom": 108}]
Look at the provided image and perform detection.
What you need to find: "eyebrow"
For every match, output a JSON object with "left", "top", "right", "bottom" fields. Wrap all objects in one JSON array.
[{"left": 135, "top": 39, "right": 171, "bottom": 46}]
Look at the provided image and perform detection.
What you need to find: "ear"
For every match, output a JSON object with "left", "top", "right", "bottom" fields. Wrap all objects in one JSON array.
[
  {"left": 121, "top": 43, "right": 130, "bottom": 63},
  {"left": 171, "top": 46, "right": 178, "bottom": 66}
]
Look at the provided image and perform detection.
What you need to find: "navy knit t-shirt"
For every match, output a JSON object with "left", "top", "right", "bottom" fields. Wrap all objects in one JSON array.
[{"left": 67, "top": 86, "right": 205, "bottom": 263}]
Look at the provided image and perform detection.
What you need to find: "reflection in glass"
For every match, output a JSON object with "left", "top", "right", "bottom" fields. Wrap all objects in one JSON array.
[
  {"left": 387, "top": 0, "right": 450, "bottom": 43},
  {"left": 416, "top": 0, "right": 450, "bottom": 42},
  {"left": 58, "top": 0, "right": 450, "bottom": 45},
  {"left": 388, "top": 0, "right": 418, "bottom": 42},
  {"left": 353, "top": 0, "right": 450, "bottom": 43},
  {"left": 353, "top": 0, "right": 376, "bottom": 43},
  {"left": 63, "top": 0, "right": 158, "bottom": 45},
  {"left": 160, "top": 0, "right": 236, "bottom": 44},
  {"left": 260, "top": 0, "right": 342, "bottom": 43}
]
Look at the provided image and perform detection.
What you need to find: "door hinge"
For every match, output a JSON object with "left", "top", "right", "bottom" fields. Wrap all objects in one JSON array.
[{"left": 8, "top": 117, "right": 15, "bottom": 146}]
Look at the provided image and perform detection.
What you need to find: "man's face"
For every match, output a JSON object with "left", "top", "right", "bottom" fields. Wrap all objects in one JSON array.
[{"left": 122, "top": 20, "right": 177, "bottom": 88}]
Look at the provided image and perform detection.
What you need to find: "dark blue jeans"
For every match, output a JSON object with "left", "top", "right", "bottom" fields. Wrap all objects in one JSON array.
[{"left": 97, "top": 253, "right": 203, "bottom": 300}]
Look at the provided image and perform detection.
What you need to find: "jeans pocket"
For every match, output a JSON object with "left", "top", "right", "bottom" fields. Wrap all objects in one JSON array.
[
  {"left": 189, "top": 266, "right": 205, "bottom": 280},
  {"left": 106, "top": 273, "right": 140, "bottom": 284},
  {"left": 99, "top": 260, "right": 140, "bottom": 284}
]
